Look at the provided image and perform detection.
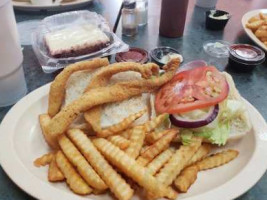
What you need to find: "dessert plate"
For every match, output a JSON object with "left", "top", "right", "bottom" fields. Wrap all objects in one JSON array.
[
  {"left": 0, "top": 83, "right": 267, "bottom": 200},
  {"left": 242, "top": 9, "right": 267, "bottom": 51},
  {"left": 12, "top": 0, "right": 92, "bottom": 12}
]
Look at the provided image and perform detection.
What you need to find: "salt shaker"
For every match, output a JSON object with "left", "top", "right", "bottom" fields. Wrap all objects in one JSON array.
[
  {"left": 0, "top": 0, "right": 27, "bottom": 106},
  {"left": 136, "top": 0, "right": 148, "bottom": 26},
  {"left": 122, "top": 0, "right": 138, "bottom": 36}
]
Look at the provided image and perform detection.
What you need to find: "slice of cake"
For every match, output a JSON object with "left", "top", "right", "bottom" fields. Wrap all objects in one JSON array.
[{"left": 44, "top": 24, "right": 110, "bottom": 58}]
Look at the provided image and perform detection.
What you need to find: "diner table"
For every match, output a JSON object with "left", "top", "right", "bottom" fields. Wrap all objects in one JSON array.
[{"left": 0, "top": 0, "right": 267, "bottom": 199}]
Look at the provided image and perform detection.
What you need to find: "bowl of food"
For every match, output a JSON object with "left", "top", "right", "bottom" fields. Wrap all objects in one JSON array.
[
  {"left": 150, "top": 46, "right": 183, "bottom": 66},
  {"left": 228, "top": 44, "right": 265, "bottom": 72},
  {"left": 242, "top": 9, "right": 267, "bottom": 51},
  {"left": 206, "top": 10, "right": 231, "bottom": 30}
]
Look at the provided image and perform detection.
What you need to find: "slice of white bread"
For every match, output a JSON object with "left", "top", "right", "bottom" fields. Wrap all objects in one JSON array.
[{"left": 222, "top": 72, "right": 252, "bottom": 142}]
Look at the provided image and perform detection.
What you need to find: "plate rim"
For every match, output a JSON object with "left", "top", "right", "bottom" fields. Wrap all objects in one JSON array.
[
  {"left": 0, "top": 83, "right": 267, "bottom": 200},
  {"left": 241, "top": 9, "right": 267, "bottom": 52},
  {"left": 12, "top": 0, "right": 93, "bottom": 11}
]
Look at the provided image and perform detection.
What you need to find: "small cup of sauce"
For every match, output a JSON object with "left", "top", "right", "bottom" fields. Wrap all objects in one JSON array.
[
  {"left": 228, "top": 44, "right": 265, "bottom": 72},
  {"left": 206, "top": 10, "right": 230, "bottom": 30},
  {"left": 150, "top": 46, "right": 183, "bottom": 67},
  {"left": 115, "top": 47, "right": 149, "bottom": 63}
]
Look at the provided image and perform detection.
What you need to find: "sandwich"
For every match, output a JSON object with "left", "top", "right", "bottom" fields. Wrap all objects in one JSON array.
[{"left": 154, "top": 66, "right": 251, "bottom": 145}]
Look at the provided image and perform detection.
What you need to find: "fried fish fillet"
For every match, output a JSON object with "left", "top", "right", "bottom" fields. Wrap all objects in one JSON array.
[
  {"left": 46, "top": 59, "right": 180, "bottom": 143},
  {"left": 48, "top": 58, "right": 109, "bottom": 117},
  {"left": 84, "top": 62, "right": 159, "bottom": 133}
]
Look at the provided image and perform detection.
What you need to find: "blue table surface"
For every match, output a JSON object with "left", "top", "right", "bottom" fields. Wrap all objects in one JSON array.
[{"left": 1, "top": 0, "right": 267, "bottom": 199}]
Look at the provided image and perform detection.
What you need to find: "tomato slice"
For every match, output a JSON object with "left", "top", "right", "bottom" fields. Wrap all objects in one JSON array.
[{"left": 155, "top": 66, "right": 229, "bottom": 113}]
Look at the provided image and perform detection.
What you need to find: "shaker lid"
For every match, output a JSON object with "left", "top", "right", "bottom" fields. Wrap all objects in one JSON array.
[
  {"left": 123, "top": 0, "right": 136, "bottom": 9},
  {"left": 229, "top": 44, "right": 265, "bottom": 65}
]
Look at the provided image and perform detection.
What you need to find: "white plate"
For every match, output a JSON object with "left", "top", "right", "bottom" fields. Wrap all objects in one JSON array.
[
  {"left": 12, "top": 0, "right": 92, "bottom": 12},
  {"left": 242, "top": 9, "right": 267, "bottom": 51},
  {"left": 0, "top": 83, "right": 267, "bottom": 200}
]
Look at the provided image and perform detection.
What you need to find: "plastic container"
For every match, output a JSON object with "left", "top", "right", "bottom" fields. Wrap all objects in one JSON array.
[
  {"left": 32, "top": 11, "right": 129, "bottom": 73},
  {"left": 115, "top": 47, "right": 148, "bottom": 63},
  {"left": 150, "top": 46, "right": 183, "bottom": 66},
  {"left": 206, "top": 10, "right": 230, "bottom": 30},
  {"left": 0, "top": 0, "right": 27, "bottom": 107},
  {"left": 203, "top": 40, "right": 230, "bottom": 58},
  {"left": 228, "top": 44, "right": 265, "bottom": 72}
]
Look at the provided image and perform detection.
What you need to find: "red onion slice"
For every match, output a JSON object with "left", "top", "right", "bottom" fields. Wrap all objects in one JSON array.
[{"left": 170, "top": 104, "right": 219, "bottom": 128}]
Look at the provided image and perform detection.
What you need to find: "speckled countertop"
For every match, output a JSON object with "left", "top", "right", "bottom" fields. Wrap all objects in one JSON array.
[{"left": 0, "top": 0, "right": 267, "bottom": 199}]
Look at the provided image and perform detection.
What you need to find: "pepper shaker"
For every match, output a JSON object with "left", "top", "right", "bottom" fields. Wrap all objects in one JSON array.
[{"left": 122, "top": 0, "right": 138, "bottom": 36}]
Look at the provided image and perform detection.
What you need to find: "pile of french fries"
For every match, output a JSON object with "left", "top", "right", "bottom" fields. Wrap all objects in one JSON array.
[
  {"left": 246, "top": 12, "right": 267, "bottom": 47},
  {"left": 35, "top": 111, "right": 239, "bottom": 200}
]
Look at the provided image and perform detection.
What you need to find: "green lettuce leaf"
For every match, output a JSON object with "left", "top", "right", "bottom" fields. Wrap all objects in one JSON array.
[{"left": 195, "top": 122, "right": 230, "bottom": 146}]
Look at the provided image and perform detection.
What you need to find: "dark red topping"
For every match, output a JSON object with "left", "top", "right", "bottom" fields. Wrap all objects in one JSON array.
[{"left": 115, "top": 47, "right": 148, "bottom": 63}]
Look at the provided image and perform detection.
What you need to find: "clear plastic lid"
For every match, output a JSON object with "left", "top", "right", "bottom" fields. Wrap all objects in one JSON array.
[
  {"left": 203, "top": 40, "right": 230, "bottom": 58},
  {"left": 31, "top": 11, "right": 129, "bottom": 73}
]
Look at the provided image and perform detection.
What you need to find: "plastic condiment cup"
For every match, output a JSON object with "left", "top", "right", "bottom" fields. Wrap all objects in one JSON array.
[{"left": 228, "top": 44, "right": 265, "bottom": 72}]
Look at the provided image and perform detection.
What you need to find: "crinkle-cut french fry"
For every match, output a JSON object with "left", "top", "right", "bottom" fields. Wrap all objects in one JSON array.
[
  {"left": 174, "top": 165, "right": 198, "bottom": 192},
  {"left": 260, "top": 37, "right": 267, "bottom": 42},
  {"left": 186, "top": 143, "right": 212, "bottom": 167},
  {"left": 255, "top": 29, "right": 267, "bottom": 37},
  {"left": 55, "top": 151, "right": 92, "bottom": 195},
  {"left": 97, "top": 109, "right": 147, "bottom": 137},
  {"left": 58, "top": 135, "right": 107, "bottom": 190},
  {"left": 121, "top": 129, "right": 132, "bottom": 139},
  {"left": 39, "top": 114, "right": 59, "bottom": 149},
  {"left": 259, "top": 25, "right": 267, "bottom": 31},
  {"left": 155, "top": 137, "right": 202, "bottom": 186},
  {"left": 246, "top": 20, "right": 265, "bottom": 31},
  {"left": 34, "top": 152, "right": 54, "bottom": 167},
  {"left": 48, "top": 58, "right": 109, "bottom": 117},
  {"left": 259, "top": 12, "right": 267, "bottom": 20},
  {"left": 108, "top": 135, "right": 130, "bottom": 150},
  {"left": 142, "top": 114, "right": 169, "bottom": 133},
  {"left": 46, "top": 59, "right": 179, "bottom": 141},
  {"left": 67, "top": 129, "right": 134, "bottom": 200},
  {"left": 196, "top": 149, "right": 239, "bottom": 171},
  {"left": 92, "top": 189, "right": 107, "bottom": 195},
  {"left": 248, "top": 16, "right": 260, "bottom": 23},
  {"left": 136, "top": 156, "right": 150, "bottom": 166},
  {"left": 174, "top": 149, "right": 239, "bottom": 192},
  {"left": 92, "top": 138, "right": 171, "bottom": 199},
  {"left": 125, "top": 126, "right": 146, "bottom": 158},
  {"left": 146, "top": 149, "right": 174, "bottom": 175},
  {"left": 48, "top": 156, "right": 65, "bottom": 182},
  {"left": 145, "top": 129, "right": 170, "bottom": 145},
  {"left": 141, "top": 130, "right": 178, "bottom": 160}
]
